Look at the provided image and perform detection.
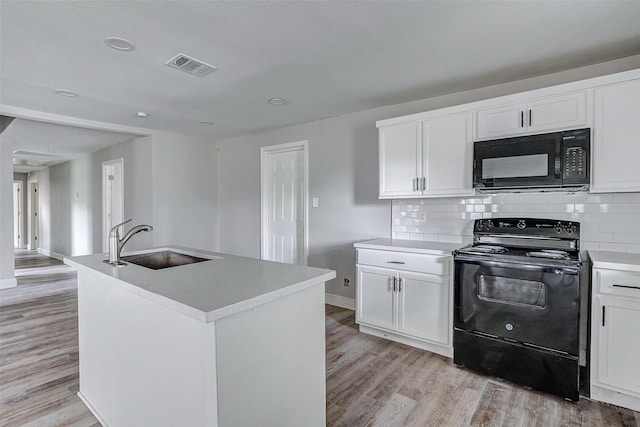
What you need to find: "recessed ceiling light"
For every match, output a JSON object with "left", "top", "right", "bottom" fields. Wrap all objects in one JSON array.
[
  {"left": 105, "top": 36, "right": 135, "bottom": 51},
  {"left": 136, "top": 111, "right": 148, "bottom": 118},
  {"left": 199, "top": 121, "right": 215, "bottom": 125},
  {"left": 54, "top": 89, "right": 79, "bottom": 97},
  {"left": 268, "top": 98, "right": 288, "bottom": 106}
]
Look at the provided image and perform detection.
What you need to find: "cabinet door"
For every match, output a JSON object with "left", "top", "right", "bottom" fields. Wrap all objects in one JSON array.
[
  {"left": 421, "top": 112, "right": 474, "bottom": 197},
  {"left": 476, "top": 103, "right": 526, "bottom": 140},
  {"left": 527, "top": 91, "right": 587, "bottom": 134},
  {"left": 379, "top": 122, "right": 421, "bottom": 198},
  {"left": 594, "top": 296, "right": 640, "bottom": 395},
  {"left": 397, "top": 271, "right": 449, "bottom": 344},
  {"left": 592, "top": 80, "right": 640, "bottom": 193},
  {"left": 476, "top": 92, "right": 588, "bottom": 140},
  {"left": 356, "top": 266, "right": 396, "bottom": 331}
]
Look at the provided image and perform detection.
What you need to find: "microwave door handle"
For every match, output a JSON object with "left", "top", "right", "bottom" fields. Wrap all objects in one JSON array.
[{"left": 555, "top": 141, "right": 562, "bottom": 178}]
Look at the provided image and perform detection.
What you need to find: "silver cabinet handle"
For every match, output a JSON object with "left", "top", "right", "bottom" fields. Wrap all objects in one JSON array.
[
  {"left": 398, "top": 277, "right": 403, "bottom": 292},
  {"left": 387, "top": 261, "right": 405, "bottom": 265},
  {"left": 421, "top": 177, "right": 426, "bottom": 191},
  {"left": 612, "top": 284, "right": 640, "bottom": 290},
  {"left": 392, "top": 277, "right": 397, "bottom": 292},
  {"left": 412, "top": 177, "right": 418, "bottom": 192}
]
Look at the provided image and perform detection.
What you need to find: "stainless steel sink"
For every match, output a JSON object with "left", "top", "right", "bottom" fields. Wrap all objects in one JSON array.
[{"left": 120, "top": 250, "right": 210, "bottom": 270}]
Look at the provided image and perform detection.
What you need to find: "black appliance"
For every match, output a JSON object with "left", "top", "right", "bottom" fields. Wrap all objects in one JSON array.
[
  {"left": 473, "top": 128, "right": 590, "bottom": 192},
  {"left": 453, "top": 218, "right": 583, "bottom": 401}
]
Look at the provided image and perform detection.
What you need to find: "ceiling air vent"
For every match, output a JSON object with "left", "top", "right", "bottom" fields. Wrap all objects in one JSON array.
[{"left": 165, "top": 53, "right": 216, "bottom": 77}]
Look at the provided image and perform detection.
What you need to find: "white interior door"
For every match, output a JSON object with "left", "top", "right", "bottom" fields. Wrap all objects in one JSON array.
[
  {"left": 103, "top": 158, "right": 124, "bottom": 252},
  {"left": 261, "top": 142, "right": 307, "bottom": 265},
  {"left": 28, "top": 181, "right": 38, "bottom": 250},
  {"left": 13, "top": 181, "right": 23, "bottom": 248}
]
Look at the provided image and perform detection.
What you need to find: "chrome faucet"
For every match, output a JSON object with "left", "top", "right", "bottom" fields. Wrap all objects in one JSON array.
[{"left": 106, "top": 219, "right": 153, "bottom": 266}]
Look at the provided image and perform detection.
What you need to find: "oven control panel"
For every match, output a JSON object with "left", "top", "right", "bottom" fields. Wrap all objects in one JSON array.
[{"left": 474, "top": 218, "right": 580, "bottom": 239}]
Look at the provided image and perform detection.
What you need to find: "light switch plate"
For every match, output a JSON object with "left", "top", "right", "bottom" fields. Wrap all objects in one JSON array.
[{"left": 312, "top": 197, "right": 319, "bottom": 208}]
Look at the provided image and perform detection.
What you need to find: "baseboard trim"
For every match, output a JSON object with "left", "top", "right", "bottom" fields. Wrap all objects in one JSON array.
[
  {"left": 78, "top": 392, "right": 108, "bottom": 426},
  {"left": 0, "top": 277, "right": 18, "bottom": 289},
  {"left": 590, "top": 384, "right": 640, "bottom": 412},
  {"left": 325, "top": 293, "right": 355, "bottom": 310},
  {"left": 38, "top": 248, "right": 66, "bottom": 261}
]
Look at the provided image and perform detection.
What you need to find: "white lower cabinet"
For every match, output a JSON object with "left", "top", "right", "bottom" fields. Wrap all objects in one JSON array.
[
  {"left": 357, "top": 266, "right": 396, "bottom": 331},
  {"left": 397, "top": 271, "right": 449, "bottom": 343},
  {"left": 356, "top": 248, "right": 452, "bottom": 357},
  {"left": 590, "top": 252, "right": 640, "bottom": 412}
]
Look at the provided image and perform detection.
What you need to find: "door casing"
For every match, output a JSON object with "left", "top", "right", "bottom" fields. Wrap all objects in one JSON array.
[
  {"left": 260, "top": 141, "right": 309, "bottom": 265},
  {"left": 102, "top": 158, "right": 124, "bottom": 252}
]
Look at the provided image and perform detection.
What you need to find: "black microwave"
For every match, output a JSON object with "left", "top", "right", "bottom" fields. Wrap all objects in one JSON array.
[{"left": 473, "top": 128, "right": 590, "bottom": 191}]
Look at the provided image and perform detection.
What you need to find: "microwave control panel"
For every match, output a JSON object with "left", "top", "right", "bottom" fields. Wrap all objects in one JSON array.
[{"left": 562, "top": 134, "right": 589, "bottom": 181}]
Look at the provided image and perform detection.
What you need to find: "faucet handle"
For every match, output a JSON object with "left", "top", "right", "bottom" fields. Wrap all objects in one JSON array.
[{"left": 109, "top": 218, "right": 133, "bottom": 237}]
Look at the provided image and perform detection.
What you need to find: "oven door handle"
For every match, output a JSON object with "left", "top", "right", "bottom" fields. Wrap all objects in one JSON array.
[{"left": 455, "top": 257, "right": 580, "bottom": 275}]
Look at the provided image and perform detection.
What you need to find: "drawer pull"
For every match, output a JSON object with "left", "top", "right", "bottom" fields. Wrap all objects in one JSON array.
[
  {"left": 387, "top": 261, "right": 405, "bottom": 265},
  {"left": 612, "top": 284, "right": 640, "bottom": 290}
]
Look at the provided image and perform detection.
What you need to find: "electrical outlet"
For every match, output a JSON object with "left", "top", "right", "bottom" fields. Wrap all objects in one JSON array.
[
  {"left": 420, "top": 211, "right": 426, "bottom": 222},
  {"left": 343, "top": 278, "right": 350, "bottom": 287}
]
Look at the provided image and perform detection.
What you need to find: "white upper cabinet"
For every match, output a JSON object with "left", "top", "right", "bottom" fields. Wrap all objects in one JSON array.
[
  {"left": 421, "top": 113, "right": 474, "bottom": 197},
  {"left": 378, "top": 122, "right": 421, "bottom": 198},
  {"left": 476, "top": 91, "right": 588, "bottom": 140},
  {"left": 377, "top": 68, "right": 640, "bottom": 198},
  {"left": 378, "top": 112, "right": 473, "bottom": 199},
  {"left": 591, "top": 79, "right": 640, "bottom": 193}
]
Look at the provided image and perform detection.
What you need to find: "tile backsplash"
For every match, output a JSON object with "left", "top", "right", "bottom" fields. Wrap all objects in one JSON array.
[{"left": 392, "top": 192, "right": 640, "bottom": 253}]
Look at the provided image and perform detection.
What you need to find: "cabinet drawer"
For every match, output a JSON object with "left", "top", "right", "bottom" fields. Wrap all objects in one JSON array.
[
  {"left": 596, "top": 268, "right": 640, "bottom": 299},
  {"left": 357, "top": 249, "right": 450, "bottom": 276}
]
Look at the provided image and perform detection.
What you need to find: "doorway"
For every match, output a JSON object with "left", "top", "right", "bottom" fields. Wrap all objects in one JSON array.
[
  {"left": 102, "top": 158, "right": 124, "bottom": 252},
  {"left": 260, "top": 141, "right": 308, "bottom": 265},
  {"left": 13, "top": 181, "right": 24, "bottom": 248},
  {"left": 27, "top": 180, "right": 38, "bottom": 250}
]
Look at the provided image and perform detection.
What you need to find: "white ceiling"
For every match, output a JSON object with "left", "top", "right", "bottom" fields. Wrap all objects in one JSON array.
[
  {"left": 2, "top": 1, "right": 640, "bottom": 147},
  {"left": 6, "top": 118, "right": 138, "bottom": 173}
]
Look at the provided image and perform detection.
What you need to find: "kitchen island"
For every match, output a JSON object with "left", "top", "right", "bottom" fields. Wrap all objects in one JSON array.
[{"left": 64, "top": 246, "right": 336, "bottom": 427}]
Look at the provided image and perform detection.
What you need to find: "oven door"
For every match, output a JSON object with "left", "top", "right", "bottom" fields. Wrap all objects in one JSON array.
[
  {"left": 473, "top": 133, "right": 562, "bottom": 189},
  {"left": 454, "top": 257, "right": 580, "bottom": 355}
]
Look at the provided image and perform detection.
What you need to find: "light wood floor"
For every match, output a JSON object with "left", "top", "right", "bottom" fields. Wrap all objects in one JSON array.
[
  {"left": 326, "top": 305, "right": 640, "bottom": 426},
  {"left": 2, "top": 250, "right": 639, "bottom": 426},
  {"left": 0, "top": 250, "right": 98, "bottom": 426}
]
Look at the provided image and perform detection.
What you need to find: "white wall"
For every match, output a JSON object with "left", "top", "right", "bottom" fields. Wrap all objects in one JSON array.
[
  {"left": 217, "top": 55, "right": 640, "bottom": 300},
  {"left": 25, "top": 131, "right": 219, "bottom": 258},
  {"left": 151, "top": 132, "right": 218, "bottom": 251},
  {"left": 218, "top": 115, "right": 390, "bottom": 298},
  {"left": 0, "top": 136, "right": 16, "bottom": 288},
  {"left": 28, "top": 136, "right": 152, "bottom": 257}
]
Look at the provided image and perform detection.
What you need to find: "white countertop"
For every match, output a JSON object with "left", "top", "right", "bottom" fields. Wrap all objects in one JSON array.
[
  {"left": 64, "top": 246, "right": 336, "bottom": 323},
  {"left": 589, "top": 250, "right": 640, "bottom": 272},
  {"left": 353, "top": 238, "right": 463, "bottom": 255}
]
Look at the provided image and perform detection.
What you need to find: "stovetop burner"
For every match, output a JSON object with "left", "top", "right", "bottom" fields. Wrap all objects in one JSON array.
[{"left": 454, "top": 218, "right": 582, "bottom": 268}]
